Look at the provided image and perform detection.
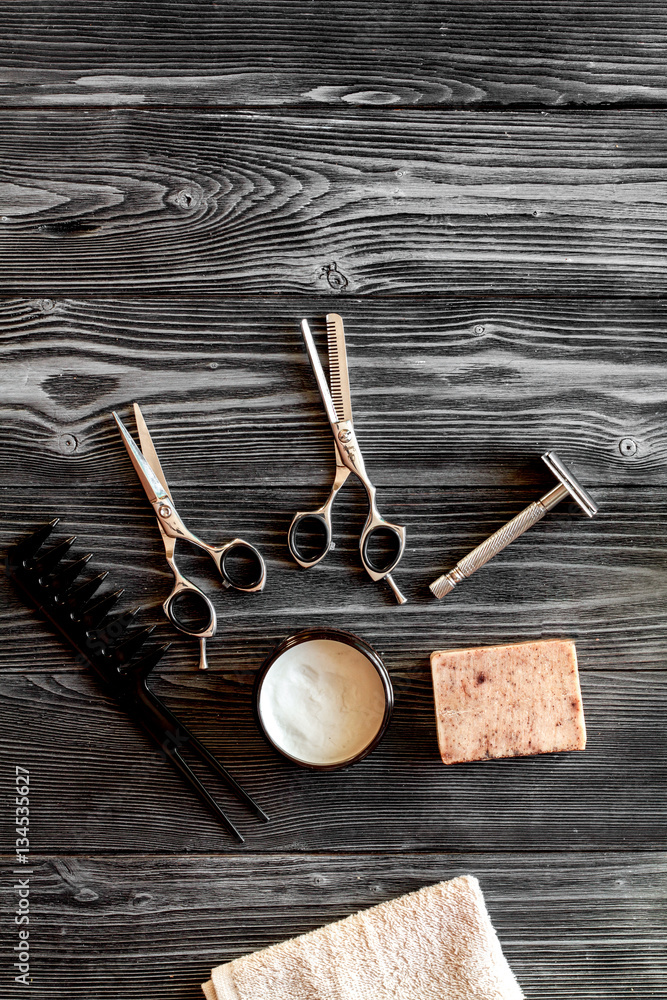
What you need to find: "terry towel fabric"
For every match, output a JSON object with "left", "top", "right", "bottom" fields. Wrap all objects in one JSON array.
[{"left": 202, "top": 874, "right": 524, "bottom": 1000}]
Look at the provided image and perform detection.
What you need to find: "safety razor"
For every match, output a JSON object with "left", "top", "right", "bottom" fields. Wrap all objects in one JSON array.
[{"left": 429, "top": 451, "right": 598, "bottom": 599}]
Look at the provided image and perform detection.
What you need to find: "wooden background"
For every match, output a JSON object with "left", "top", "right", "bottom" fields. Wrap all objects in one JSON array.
[{"left": 1, "top": 3, "right": 666, "bottom": 997}]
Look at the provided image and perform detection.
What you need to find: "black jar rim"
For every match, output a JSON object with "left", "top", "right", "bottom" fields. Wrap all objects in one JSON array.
[{"left": 253, "top": 627, "right": 393, "bottom": 772}]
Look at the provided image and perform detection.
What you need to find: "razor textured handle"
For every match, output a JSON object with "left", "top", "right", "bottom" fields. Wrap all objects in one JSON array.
[{"left": 430, "top": 500, "right": 548, "bottom": 599}]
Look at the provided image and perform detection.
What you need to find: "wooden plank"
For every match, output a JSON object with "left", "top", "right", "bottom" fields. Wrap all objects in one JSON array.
[
  {"left": 2, "top": 296, "right": 667, "bottom": 487},
  {"left": 0, "top": 660, "right": 664, "bottom": 852},
  {"left": 2, "top": 485, "right": 667, "bottom": 669},
  {"left": 2, "top": 111, "right": 667, "bottom": 294},
  {"left": 1, "top": 852, "right": 664, "bottom": 998},
  {"left": 1, "top": 12, "right": 663, "bottom": 1000},
  {"left": 2, "top": 2, "right": 667, "bottom": 109}
]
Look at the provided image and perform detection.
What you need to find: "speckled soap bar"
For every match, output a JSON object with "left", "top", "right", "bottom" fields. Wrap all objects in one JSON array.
[{"left": 430, "top": 639, "right": 586, "bottom": 765}]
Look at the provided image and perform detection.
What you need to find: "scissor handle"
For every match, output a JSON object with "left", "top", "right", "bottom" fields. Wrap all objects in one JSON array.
[
  {"left": 163, "top": 578, "right": 217, "bottom": 639},
  {"left": 150, "top": 498, "right": 266, "bottom": 594},
  {"left": 288, "top": 446, "right": 349, "bottom": 570},
  {"left": 288, "top": 510, "right": 333, "bottom": 569},
  {"left": 210, "top": 538, "right": 266, "bottom": 593},
  {"left": 360, "top": 516, "right": 406, "bottom": 581}
]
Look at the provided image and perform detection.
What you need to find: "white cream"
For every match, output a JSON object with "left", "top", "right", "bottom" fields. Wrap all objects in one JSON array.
[{"left": 258, "top": 638, "right": 387, "bottom": 766}]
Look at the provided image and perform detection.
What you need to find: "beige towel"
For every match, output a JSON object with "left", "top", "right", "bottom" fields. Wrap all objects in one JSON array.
[{"left": 202, "top": 875, "right": 524, "bottom": 1000}]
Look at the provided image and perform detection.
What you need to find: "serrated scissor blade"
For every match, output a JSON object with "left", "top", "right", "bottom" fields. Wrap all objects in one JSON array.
[{"left": 326, "top": 313, "right": 353, "bottom": 423}]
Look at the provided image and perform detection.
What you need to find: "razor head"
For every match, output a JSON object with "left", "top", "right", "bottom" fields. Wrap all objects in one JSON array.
[{"left": 542, "top": 451, "right": 598, "bottom": 517}]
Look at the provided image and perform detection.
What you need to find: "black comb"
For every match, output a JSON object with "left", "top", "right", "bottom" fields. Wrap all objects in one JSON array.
[{"left": 5, "top": 519, "right": 268, "bottom": 842}]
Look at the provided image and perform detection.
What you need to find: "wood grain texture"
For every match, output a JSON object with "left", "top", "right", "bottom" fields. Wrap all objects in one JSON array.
[
  {"left": 2, "top": 111, "right": 667, "bottom": 294},
  {"left": 2, "top": 2, "right": 667, "bottom": 109},
  {"left": 0, "top": 658, "right": 664, "bottom": 852},
  {"left": 2, "top": 8, "right": 666, "bottom": 994},
  {"left": 0, "top": 853, "right": 664, "bottom": 999},
  {"left": 2, "top": 485, "right": 667, "bottom": 669},
  {"left": 2, "top": 296, "right": 667, "bottom": 487}
]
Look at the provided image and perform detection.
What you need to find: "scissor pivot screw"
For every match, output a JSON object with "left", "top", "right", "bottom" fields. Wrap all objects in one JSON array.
[
  {"left": 338, "top": 429, "right": 352, "bottom": 442},
  {"left": 159, "top": 505, "right": 172, "bottom": 518}
]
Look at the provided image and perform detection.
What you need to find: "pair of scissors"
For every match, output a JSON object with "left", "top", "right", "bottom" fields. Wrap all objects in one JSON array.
[
  {"left": 288, "top": 314, "right": 407, "bottom": 604},
  {"left": 112, "top": 403, "right": 266, "bottom": 669}
]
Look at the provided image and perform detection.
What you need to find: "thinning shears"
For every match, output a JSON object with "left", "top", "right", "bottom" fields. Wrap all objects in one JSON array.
[
  {"left": 288, "top": 314, "right": 407, "bottom": 604},
  {"left": 112, "top": 403, "right": 266, "bottom": 668}
]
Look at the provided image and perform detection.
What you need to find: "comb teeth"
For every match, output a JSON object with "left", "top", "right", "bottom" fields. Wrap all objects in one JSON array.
[
  {"left": 77, "top": 589, "right": 125, "bottom": 629},
  {"left": 326, "top": 314, "right": 345, "bottom": 421},
  {"left": 60, "top": 571, "right": 110, "bottom": 612},
  {"left": 46, "top": 553, "right": 93, "bottom": 593},
  {"left": 127, "top": 641, "right": 171, "bottom": 676},
  {"left": 102, "top": 606, "right": 141, "bottom": 644},
  {"left": 8, "top": 521, "right": 165, "bottom": 679},
  {"left": 114, "top": 625, "right": 157, "bottom": 664},
  {"left": 34, "top": 536, "right": 77, "bottom": 577},
  {"left": 14, "top": 518, "right": 60, "bottom": 561}
]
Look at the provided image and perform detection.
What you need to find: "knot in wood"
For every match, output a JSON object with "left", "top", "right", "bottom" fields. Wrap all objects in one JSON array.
[
  {"left": 619, "top": 437, "right": 638, "bottom": 457},
  {"left": 319, "top": 262, "right": 349, "bottom": 291},
  {"left": 167, "top": 186, "right": 200, "bottom": 211}
]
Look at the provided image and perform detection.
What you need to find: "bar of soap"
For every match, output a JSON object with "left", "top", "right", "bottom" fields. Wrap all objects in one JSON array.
[{"left": 430, "top": 639, "right": 586, "bottom": 765}]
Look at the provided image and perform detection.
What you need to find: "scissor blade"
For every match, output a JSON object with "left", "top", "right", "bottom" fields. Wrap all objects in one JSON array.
[
  {"left": 132, "top": 403, "right": 175, "bottom": 560},
  {"left": 112, "top": 411, "right": 170, "bottom": 505},
  {"left": 300, "top": 320, "right": 340, "bottom": 427},
  {"left": 326, "top": 313, "right": 353, "bottom": 423},
  {"left": 133, "top": 403, "right": 173, "bottom": 501}
]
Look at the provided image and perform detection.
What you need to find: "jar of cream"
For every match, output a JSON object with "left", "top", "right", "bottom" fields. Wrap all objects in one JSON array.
[{"left": 254, "top": 628, "right": 393, "bottom": 770}]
